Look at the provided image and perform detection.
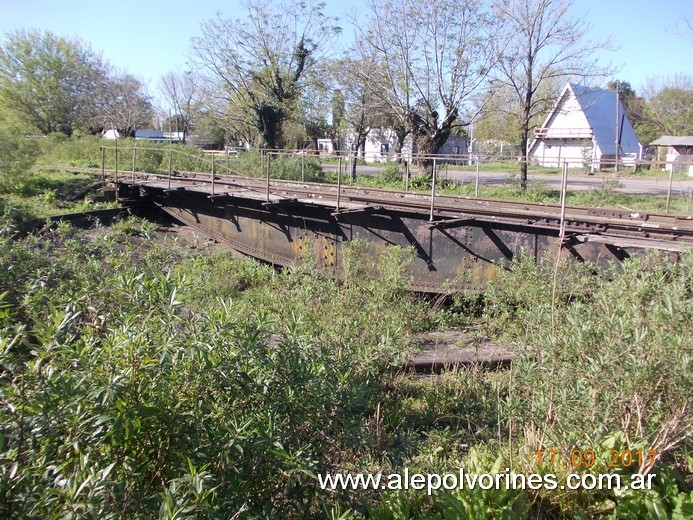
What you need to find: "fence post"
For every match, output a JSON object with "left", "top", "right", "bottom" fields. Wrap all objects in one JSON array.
[
  {"left": 405, "top": 161, "right": 410, "bottom": 191},
  {"left": 429, "top": 158, "right": 437, "bottom": 221},
  {"left": 100, "top": 146, "right": 105, "bottom": 181},
  {"left": 114, "top": 141, "right": 119, "bottom": 203},
  {"left": 475, "top": 157, "right": 480, "bottom": 197},
  {"left": 114, "top": 141, "right": 119, "bottom": 182}
]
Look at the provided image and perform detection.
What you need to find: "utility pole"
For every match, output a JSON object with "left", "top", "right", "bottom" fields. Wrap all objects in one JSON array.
[{"left": 615, "top": 81, "right": 620, "bottom": 174}]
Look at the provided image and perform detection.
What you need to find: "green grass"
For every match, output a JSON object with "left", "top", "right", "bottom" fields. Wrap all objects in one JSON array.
[
  {"left": 1, "top": 169, "right": 116, "bottom": 219},
  {"left": 1, "top": 206, "right": 690, "bottom": 518}
]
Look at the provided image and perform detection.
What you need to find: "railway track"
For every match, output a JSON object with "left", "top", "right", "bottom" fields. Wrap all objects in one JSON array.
[
  {"left": 57, "top": 165, "right": 692, "bottom": 251},
  {"left": 118, "top": 169, "right": 692, "bottom": 250},
  {"left": 25, "top": 165, "right": 691, "bottom": 291}
]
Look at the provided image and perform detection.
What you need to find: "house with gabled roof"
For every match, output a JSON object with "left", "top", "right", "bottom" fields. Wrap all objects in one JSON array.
[
  {"left": 650, "top": 136, "right": 693, "bottom": 175},
  {"left": 529, "top": 82, "right": 641, "bottom": 171}
]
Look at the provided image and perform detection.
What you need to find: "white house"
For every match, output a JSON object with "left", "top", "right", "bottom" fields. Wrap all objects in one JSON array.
[
  {"left": 342, "top": 127, "right": 414, "bottom": 163},
  {"left": 528, "top": 82, "right": 641, "bottom": 171},
  {"left": 650, "top": 136, "right": 693, "bottom": 176},
  {"left": 341, "top": 127, "right": 467, "bottom": 163}
]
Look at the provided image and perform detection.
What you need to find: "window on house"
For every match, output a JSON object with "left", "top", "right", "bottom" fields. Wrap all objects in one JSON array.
[{"left": 380, "top": 143, "right": 389, "bottom": 155}]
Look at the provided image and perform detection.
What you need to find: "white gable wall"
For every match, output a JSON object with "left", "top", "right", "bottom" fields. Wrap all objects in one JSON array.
[
  {"left": 531, "top": 91, "right": 596, "bottom": 167},
  {"left": 344, "top": 127, "right": 414, "bottom": 163},
  {"left": 529, "top": 83, "right": 641, "bottom": 170}
]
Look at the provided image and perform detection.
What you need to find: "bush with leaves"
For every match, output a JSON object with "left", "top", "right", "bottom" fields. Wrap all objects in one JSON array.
[
  {"left": 0, "top": 132, "right": 40, "bottom": 191},
  {"left": 0, "top": 224, "right": 432, "bottom": 518}
]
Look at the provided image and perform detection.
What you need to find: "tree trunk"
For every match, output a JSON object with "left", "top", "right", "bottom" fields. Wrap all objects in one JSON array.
[
  {"left": 519, "top": 125, "right": 529, "bottom": 190},
  {"left": 519, "top": 58, "right": 533, "bottom": 191},
  {"left": 413, "top": 127, "right": 451, "bottom": 177},
  {"left": 393, "top": 121, "right": 408, "bottom": 163},
  {"left": 408, "top": 109, "right": 455, "bottom": 177},
  {"left": 350, "top": 137, "right": 366, "bottom": 182}
]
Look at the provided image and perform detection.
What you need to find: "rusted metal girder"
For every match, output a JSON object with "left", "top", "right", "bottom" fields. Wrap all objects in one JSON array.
[{"left": 115, "top": 181, "right": 676, "bottom": 293}]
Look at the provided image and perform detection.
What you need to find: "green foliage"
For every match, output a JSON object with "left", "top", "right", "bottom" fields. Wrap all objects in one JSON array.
[
  {"left": 0, "top": 30, "right": 106, "bottom": 136},
  {"left": 231, "top": 150, "right": 325, "bottom": 182},
  {"left": 378, "top": 164, "right": 404, "bottom": 185},
  {"left": 270, "top": 154, "right": 326, "bottom": 182},
  {"left": 0, "top": 193, "right": 690, "bottom": 518},
  {"left": 40, "top": 136, "right": 212, "bottom": 174},
  {"left": 480, "top": 253, "right": 692, "bottom": 517},
  {"left": 0, "top": 132, "right": 40, "bottom": 191},
  {"left": 0, "top": 223, "right": 433, "bottom": 518}
]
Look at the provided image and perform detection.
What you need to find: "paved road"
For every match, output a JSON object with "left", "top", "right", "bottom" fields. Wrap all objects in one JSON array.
[{"left": 324, "top": 164, "right": 693, "bottom": 197}]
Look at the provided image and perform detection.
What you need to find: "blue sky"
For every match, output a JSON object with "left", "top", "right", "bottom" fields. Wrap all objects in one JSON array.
[{"left": 0, "top": 0, "right": 691, "bottom": 96}]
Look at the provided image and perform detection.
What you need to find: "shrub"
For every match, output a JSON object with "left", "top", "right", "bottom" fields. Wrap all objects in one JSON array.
[
  {"left": 0, "top": 132, "right": 40, "bottom": 191},
  {"left": 378, "top": 164, "right": 403, "bottom": 185}
]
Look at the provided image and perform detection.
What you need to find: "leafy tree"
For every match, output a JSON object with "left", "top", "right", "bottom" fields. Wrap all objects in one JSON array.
[
  {"left": 332, "top": 54, "right": 389, "bottom": 178},
  {"left": 491, "top": 0, "right": 611, "bottom": 189},
  {"left": 355, "top": 0, "right": 497, "bottom": 175},
  {"left": 607, "top": 80, "right": 647, "bottom": 132},
  {"left": 330, "top": 88, "right": 346, "bottom": 148},
  {"left": 0, "top": 30, "right": 107, "bottom": 136},
  {"left": 473, "top": 80, "right": 560, "bottom": 155},
  {"left": 190, "top": 0, "right": 341, "bottom": 149},
  {"left": 293, "top": 71, "right": 333, "bottom": 149},
  {"left": 639, "top": 74, "right": 693, "bottom": 142}
]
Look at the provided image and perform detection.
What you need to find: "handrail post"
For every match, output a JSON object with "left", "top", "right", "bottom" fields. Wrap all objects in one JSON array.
[
  {"left": 266, "top": 152, "right": 271, "bottom": 202},
  {"left": 100, "top": 146, "right": 105, "bottom": 180},
  {"left": 132, "top": 147, "right": 136, "bottom": 184},
  {"left": 211, "top": 154, "right": 216, "bottom": 196},
  {"left": 405, "top": 160, "right": 410, "bottom": 191},
  {"left": 114, "top": 141, "right": 119, "bottom": 203},
  {"left": 168, "top": 149, "right": 173, "bottom": 190},
  {"left": 114, "top": 141, "right": 119, "bottom": 182},
  {"left": 336, "top": 157, "right": 342, "bottom": 211},
  {"left": 429, "top": 158, "right": 437, "bottom": 221},
  {"left": 301, "top": 153, "right": 305, "bottom": 182},
  {"left": 559, "top": 161, "right": 569, "bottom": 239},
  {"left": 475, "top": 156, "right": 480, "bottom": 197},
  {"left": 429, "top": 159, "right": 436, "bottom": 222}
]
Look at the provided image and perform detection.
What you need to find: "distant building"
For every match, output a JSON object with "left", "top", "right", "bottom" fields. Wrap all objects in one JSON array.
[
  {"left": 650, "top": 136, "right": 693, "bottom": 176},
  {"left": 101, "top": 128, "right": 120, "bottom": 140},
  {"left": 528, "top": 82, "right": 641, "bottom": 171},
  {"left": 340, "top": 127, "right": 467, "bottom": 163},
  {"left": 355, "top": 127, "right": 413, "bottom": 163},
  {"left": 437, "top": 134, "right": 468, "bottom": 158},
  {"left": 317, "top": 138, "right": 334, "bottom": 154},
  {"left": 135, "top": 129, "right": 165, "bottom": 140}
]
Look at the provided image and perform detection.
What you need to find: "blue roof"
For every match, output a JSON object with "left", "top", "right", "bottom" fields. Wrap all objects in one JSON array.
[
  {"left": 135, "top": 129, "right": 165, "bottom": 139},
  {"left": 569, "top": 83, "right": 640, "bottom": 155}
]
